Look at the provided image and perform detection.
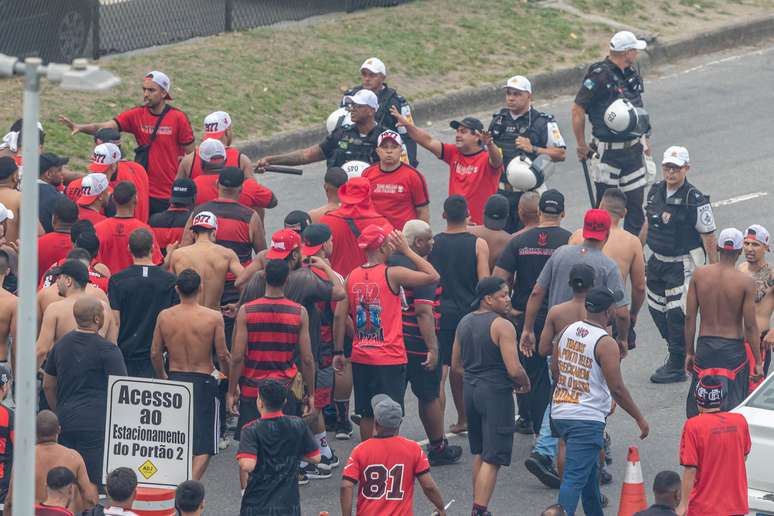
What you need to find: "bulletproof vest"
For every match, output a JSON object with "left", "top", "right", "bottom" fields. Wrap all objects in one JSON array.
[
  {"left": 345, "top": 85, "right": 401, "bottom": 131},
  {"left": 490, "top": 107, "right": 551, "bottom": 166},
  {"left": 645, "top": 181, "right": 704, "bottom": 256},
  {"left": 587, "top": 59, "right": 645, "bottom": 142},
  {"left": 326, "top": 124, "right": 384, "bottom": 168}
]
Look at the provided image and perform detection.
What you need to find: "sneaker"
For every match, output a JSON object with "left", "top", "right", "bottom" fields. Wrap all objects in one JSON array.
[
  {"left": 603, "top": 432, "right": 612, "bottom": 465},
  {"left": 319, "top": 451, "right": 340, "bottom": 471},
  {"left": 599, "top": 465, "right": 612, "bottom": 485},
  {"left": 300, "top": 463, "right": 332, "bottom": 479},
  {"left": 226, "top": 415, "right": 238, "bottom": 431},
  {"left": 350, "top": 413, "right": 362, "bottom": 426},
  {"left": 298, "top": 471, "right": 309, "bottom": 485},
  {"left": 649, "top": 366, "right": 686, "bottom": 384},
  {"left": 600, "top": 492, "right": 609, "bottom": 508},
  {"left": 218, "top": 435, "right": 230, "bottom": 450},
  {"left": 335, "top": 420, "right": 353, "bottom": 440},
  {"left": 515, "top": 417, "right": 534, "bottom": 435},
  {"left": 427, "top": 443, "right": 463, "bottom": 466},
  {"left": 524, "top": 451, "right": 561, "bottom": 489}
]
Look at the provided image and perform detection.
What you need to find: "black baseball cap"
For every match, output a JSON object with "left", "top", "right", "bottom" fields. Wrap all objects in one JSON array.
[
  {"left": 0, "top": 157, "right": 18, "bottom": 180},
  {"left": 170, "top": 178, "right": 196, "bottom": 204},
  {"left": 483, "top": 194, "right": 509, "bottom": 230},
  {"left": 39, "top": 152, "right": 69, "bottom": 174},
  {"left": 470, "top": 276, "right": 507, "bottom": 309},
  {"left": 450, "top": 117, "right": 484, "bottom": 133},
  {"left": 539, "top": 189, "right": 565, "bottom": 214},
  {"left": 94, "top": 127, "right": 121, "bottom": 144},
  {"left": 284, "top": 210, "right": 312, "bottom": 233},
  {"left": 584, "top": 286, "right": 624, "bottom": 313},
  {"left": 218, "top": 166, "right": 244, "bottom": 188},
  {"left": 569, "top": 263, "right": 595, "bottom": 289},
  {"left": 301, "top": 224, "right": 332, "bottom": 256},
  {"left": 55, "top": 259, "right": 90, "bottom": 285}
]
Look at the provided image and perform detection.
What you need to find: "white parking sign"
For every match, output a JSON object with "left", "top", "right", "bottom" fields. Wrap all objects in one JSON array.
[{"left": 103, "top": 376, "right": 193, "bottom": 487}]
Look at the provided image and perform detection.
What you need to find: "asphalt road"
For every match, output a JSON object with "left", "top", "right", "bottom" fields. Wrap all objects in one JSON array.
[{"left": 201, "top": 41, "right": 774, "bottom": 515}]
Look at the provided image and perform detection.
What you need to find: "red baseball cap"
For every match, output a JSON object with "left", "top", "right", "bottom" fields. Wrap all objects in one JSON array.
[
  {"left": 266, "top": 228, "right": 301, "bottom": 259},
  {"left": 357, "top": 224, "right": 389, "bottom": 251},
  {"left": 582, "top": 209, "right": 611, "bottom": 241},
  {"left": 338, "top": 177, "right": 372, "bottom": 206}
]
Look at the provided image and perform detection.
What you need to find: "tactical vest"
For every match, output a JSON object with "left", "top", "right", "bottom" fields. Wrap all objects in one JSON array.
[
  {"left": 645, "top": 180, "right": 705, "bottom": 256},
  {"left": 489, "top": 107, "right": 552, "bottom": 165},
  {"left": 586, "top": 59, "right": 645, "bottom": 142},
  {"left": 326, "top": 124, "right": 385, "bottom": 168}
]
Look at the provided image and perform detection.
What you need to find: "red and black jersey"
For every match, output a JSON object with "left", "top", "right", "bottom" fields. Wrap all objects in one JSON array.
[
  {"left": 149, "top": 207, "right": 191, "bottom": 252},
  {"left": 387, "top": 252, "right": 440, "bottom": 356},
  {"left": 241, "top": 297, "right": 302, "bottom": 398},
  {"left": 0, "top": 404, "right": 14, "bottom": 497},
  {"left": 39, "top": 258, "right": 110, "bottom": 293},
  {"left": 194, "top": 174, "right": 274, "bottom": 211},
  {"left": 192, "top": 199, "right": 254, "bottom": 264},
  {"left": 190, "top": 146, "right": 241, "bottom": 179},
  {"left": 37, "top": 231, "right": 72, "bottom": 283}
]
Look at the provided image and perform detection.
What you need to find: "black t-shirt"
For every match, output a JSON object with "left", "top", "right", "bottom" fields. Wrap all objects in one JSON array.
[
  {"left": 43, "top": 331, "right": 127, "bottom": 432},
  {"left": 428, "top": 232, "right": 478, "bottom": 329},
  {"left": 237, "top": 414, "right": 318, "bottom": 512},
  {"left": 38, "top": 182, "right": 62, "bottom": 233},
  {"left": 387, "top": 252, "right": 439, "bottom": 355},
  {"left": 108, "top": 264, "right": 178, "bottom": 362},
  {"left": 495, "top": 226, "right": 571, "bottom": 313}
]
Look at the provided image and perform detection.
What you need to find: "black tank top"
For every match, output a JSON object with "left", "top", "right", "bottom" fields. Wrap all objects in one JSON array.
[
  {"left": 429, "top": 232, "right": 478, "bottom": 328},
  {"left": 457, "top": 311, "right": 511, "bottom": 388}
]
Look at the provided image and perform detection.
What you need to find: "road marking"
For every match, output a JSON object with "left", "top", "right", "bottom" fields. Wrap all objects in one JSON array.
[
  {"left": 416, "top": 432, "right": 463, "bottom": 446},
  {"left": 711, "top": 191, "right": 767, "bottom": 208}
]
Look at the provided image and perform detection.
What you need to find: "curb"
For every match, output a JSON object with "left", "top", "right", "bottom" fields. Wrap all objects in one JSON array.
[{"left": 237, "top": 14, "right": 774, "bottom": 159}]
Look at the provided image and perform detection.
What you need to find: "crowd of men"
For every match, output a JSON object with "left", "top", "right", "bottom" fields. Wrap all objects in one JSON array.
[{"left": 0, "top": 26, "right": 765, "bottom": 516}]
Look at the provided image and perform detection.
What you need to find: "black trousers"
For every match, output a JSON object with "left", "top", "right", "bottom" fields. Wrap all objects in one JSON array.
[
  {"left": 593, "top": 143, "right": 646, "bottom": 236},
  {"left": 647, "top": 255, "right": 692, "bottom": 359},
  {"left": 516, "top": 314, "right": 552, "bottom": 433}
]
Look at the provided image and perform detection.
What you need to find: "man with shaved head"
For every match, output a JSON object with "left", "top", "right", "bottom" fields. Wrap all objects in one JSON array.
[
  {"left": 4, "top": 410, "right": 98, "bottom": 514},
  {"left": 514, "top": 191, "right": 540, "bottom": 236},
  {"left": 43, "top": 297, "right": 127, "bottom": 487}
]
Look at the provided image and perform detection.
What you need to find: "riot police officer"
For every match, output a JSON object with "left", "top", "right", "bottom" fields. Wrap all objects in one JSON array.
[
  {"left": 489, "top": 75, "right": 566, "bottom": 233},
  {"left": 642, "top": 146, "right": 717, "bottom": 384},
  {"left": 342, "top": 57, "right": 419, "bottom": 166},
  {"left": 256, "top": 89, "right": 386, "bottom": 177},
  {"left": 572, "top": 31, "right": 651, "bottom": 236}
]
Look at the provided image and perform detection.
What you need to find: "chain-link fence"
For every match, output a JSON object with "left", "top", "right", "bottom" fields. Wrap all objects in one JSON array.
[{"left": 0, "top": 0, "right": 410, "bottom": 64}]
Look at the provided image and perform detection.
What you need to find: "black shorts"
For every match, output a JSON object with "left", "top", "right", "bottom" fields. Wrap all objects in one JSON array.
[
  {"left": 352, "top": 362, "right": 406, "bottom": 417},
  {"left": 235, "top": 393, "right": 300, "bottom": 441},
  {"left": 464, "top": 379, "right": 516, "bottom": 466},
  {"left": 169, "top": 372, "right": 219, "bottom": 456},
  {"left": 406, "top": 353, "right": 442, "bottom": 402},
  {"left": 439, "top": 328, "right": 456, "bottom": 367}
]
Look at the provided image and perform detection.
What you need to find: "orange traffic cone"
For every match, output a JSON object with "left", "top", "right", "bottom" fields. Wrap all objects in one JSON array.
[{"left": 617, "top": 446, "right": 648, "bottom": 516}]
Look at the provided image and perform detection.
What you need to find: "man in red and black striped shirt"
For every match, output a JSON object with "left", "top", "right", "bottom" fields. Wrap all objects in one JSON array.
[
  {"left": 149, "top": 177, "right": 196, "bottom": 254},
  {"left": 228, "top": 258, "right": 315, "bottom": 439}
]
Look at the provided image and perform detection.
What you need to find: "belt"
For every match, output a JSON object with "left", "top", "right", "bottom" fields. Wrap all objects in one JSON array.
[
  {"left": 594, "top": 138, "right": 640, "bottom": 150},
  {"left": 653, "top": 252, "right": 690, "bottom": 263}
]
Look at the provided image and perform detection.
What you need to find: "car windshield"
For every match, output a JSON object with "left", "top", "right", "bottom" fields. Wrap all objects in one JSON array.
[{"left": 746, "top": 378, "right": 774, "bottom": 411}]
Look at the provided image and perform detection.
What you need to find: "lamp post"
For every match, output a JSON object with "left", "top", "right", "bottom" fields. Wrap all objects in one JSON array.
[{"left": 0, "top": 55, "right": 119, "bottom": 516}]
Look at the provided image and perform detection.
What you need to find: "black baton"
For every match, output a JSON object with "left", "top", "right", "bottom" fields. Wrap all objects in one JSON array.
[
  {"left": 580, "top": 158, "right": 596, "bottom": 207},
  {"left": 264, "top": 165, "right": 303, "bottom": 175}
]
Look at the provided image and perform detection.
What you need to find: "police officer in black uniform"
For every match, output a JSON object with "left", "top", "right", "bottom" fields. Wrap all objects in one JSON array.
[
  {"left": 255, "top": 89, "right": 386, "bottom": 176},
  {"left": 572, "top": 31, "right": 651, "bottom": 236},
  {"left": 489, "top": 75, "right": 566, "bottom": 233},
  {"left": 643, "top": 146, "right": 717, "bottom": 384},
  {"left": 342, "top": 57, "right": 419, "bottom": 167}
]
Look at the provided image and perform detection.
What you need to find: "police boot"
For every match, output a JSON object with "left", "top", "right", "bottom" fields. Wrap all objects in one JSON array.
[{"left": 649, "top": 353, "right": 687, "bottom": 384}]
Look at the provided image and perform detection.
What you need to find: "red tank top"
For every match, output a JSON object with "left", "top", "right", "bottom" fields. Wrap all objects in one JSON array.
[
  {"left": 190, "top": 146, "right": 240, "bottom": 179},
  {"left": 347, "top": 263, "right": 406, "bottom": 366},
  {"left": 241, "top": 297, "right": 301, "bottom": 398}
]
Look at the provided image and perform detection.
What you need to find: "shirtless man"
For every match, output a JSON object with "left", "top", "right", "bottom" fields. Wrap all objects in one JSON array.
[
  {"left": 4, "top": 410, "right": 98, "bottom": 514},
  {"left": 308, "top": 167, "right": 348, "bottom": 223},
  {"left": 151, "top": 269, "right": 230, "bottom": 480},
  {"left": 36, "top": 259, "right": 116, "bottom": 368},
  {"left": 167, "top": 211, "right": 244, "bottom": 310},
  {"left": 0, "top": 251, "right": 17, "bottom": 364},
  {"left": 685, "top": 227, "right": 761, "bottom": 418},
  {"left": 0, "top": 157, "right": 20, "bottom": 243},
  {"left": 468, "top": 194, "right": 512, "bottom": 271},
  {"left": 738, "top": 224, "right": 774, "bottom": 385},
  {"left": 569, "top": 188, "right": 645, "bottom": 349},
  {"left": 513, "top": 191, "right": 540, "bottom": 236}
]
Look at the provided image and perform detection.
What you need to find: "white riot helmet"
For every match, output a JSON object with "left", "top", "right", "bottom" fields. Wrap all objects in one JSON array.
[
  {"left": 603, "top": 98, "right": 650, "bottom": 137},
  {"left": 326, "top": 107, "right": 352, "bottom": 134},
  {"left": 342, "top": 160, "right": 369, "bottom": 179},
  {"left": 506, "top": 154, "right": 555, "bottom": 192}
]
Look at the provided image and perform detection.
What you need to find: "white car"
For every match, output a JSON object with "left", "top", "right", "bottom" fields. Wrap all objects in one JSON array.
[{"left": 733, "top": 373, "right": 774, "bottom": 516}]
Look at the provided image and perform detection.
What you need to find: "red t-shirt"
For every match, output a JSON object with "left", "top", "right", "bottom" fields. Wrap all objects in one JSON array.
[
  {"left": 347, "top": 263, "right": 406, "bottom": 366},
  {"left": 77, "top": 206, "right": 106, "bottom": 225},
  {"left": 342, "top": 435, "right": 431, "bottom": 516},
  {"left": 320, "top": 207, "right": 393, "bottom": 278},
  {"left": 114, "top": 105, "right": 194, "bottom": 200},
  {"left": 193, "top": 174, "right": 274, "bottom": 210},
  {"left": 362, "top": 163, "right": 430, "bottom": 230},
  {"left": 440, "top": 143, "right": 502, "bottom": 224},
  {"left": 66, "top": 161, "right": 151, "bottom": 222},
  {"left": 94, "top": 217, "right": 163, "bottom": 273},
  {"left": 679, "top": 411, "right": 751, "bottom": 516},
  {"left": 37, "top": 231, "right": 72, "bottom": 282}
]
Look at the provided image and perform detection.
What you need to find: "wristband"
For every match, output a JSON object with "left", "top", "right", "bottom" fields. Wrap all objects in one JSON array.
[{"left": 333, "top": 350, "right": 344, "bottom": 356}]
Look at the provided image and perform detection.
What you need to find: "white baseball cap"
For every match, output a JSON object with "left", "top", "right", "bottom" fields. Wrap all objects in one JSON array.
[
  {"left": 344, "top": 89, "right": 379, "bottom": 111},
  {"left": 744, "top": 224, "right": 770, "bottom": 248},
  {"left": 610, "top": 31, "right": 647, "bottom": 52},
  {"left": 89, "top": 143, "right": 121, "bottom": 172},
  {"left": 0, "top": 202, "right": 14, "bottom": 223},
  {"left": 199, "top": 138, "right": 226, "bottom": 163},
  {"left": 77, "top": 173, "right": 110, "bottom": 206},
  {"left": 145, "top": 70, "right": 172, "bottom": 100},
  {"left": 360, "top": 57, "right": 386, "bottom": 75},
  {"left": 504, "top": 75, "right": 532, "bottom": 93},
  {"left": 191, "top": 211, "right": 218, "bottom": 230},
  {"left": 661, "top": 146, "right": 689, "bottom": 167},
  {"left": 718, "top": 228, "right": 743, "bottom": 251},
  {"left": 203, "top": 111, "right": 232, "bottom": 140},
  {"left": 377, "top": 130, "right": 403, "bottom": 147}
]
